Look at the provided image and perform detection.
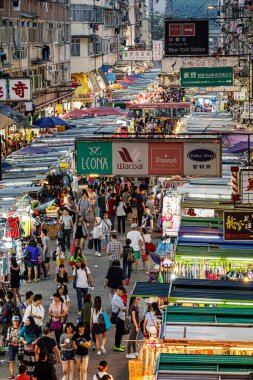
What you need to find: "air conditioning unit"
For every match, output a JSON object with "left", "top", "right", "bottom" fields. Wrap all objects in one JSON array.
[{"left": 43, "top": 80, "right": 51, "bottom": 88}]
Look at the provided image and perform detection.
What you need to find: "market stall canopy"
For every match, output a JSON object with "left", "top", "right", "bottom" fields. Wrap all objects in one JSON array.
[
  {"left": 1, "top": 161, "right": 12, "bottom": 168},
  {"left": 0, "top": 103, "right": 27, "bottom": 129},
  {"left": 226, "top": 141, "right": 253, "bottom": 153},
  {"left": 84, "top": 107, "right": 127, "bottom": 116},
  {"left": 131, "top": 282, "right": 171, "bottom": 298},
  {"left": 33, "top": 117, "right": 69, "bottom": 127},
  {"left": 12, "top": 146, "right": 52, "bottom": 155},
  {"left": 155, "top": 353, "right": 253, "bottom": 379},
  {"left": 63, "top": 109, "right": 90, "bottom": 119},
  {"left": 34, "top": 199, "right": 55, "bottom": 211}
]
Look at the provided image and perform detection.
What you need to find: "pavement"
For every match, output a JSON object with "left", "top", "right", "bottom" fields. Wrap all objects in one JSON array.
[{"left": 0, "top": 221, "right": 153, "bottom": 380}]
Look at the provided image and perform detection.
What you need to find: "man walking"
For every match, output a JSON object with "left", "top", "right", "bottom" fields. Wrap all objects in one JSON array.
[
  {"left": 106, "top": 233, "right": 123, "bottom": 267},
  {"left": 112, "top": 287, "right": 127, "bottom": 352},
  {"left": 98, "top": 189, "right": 107, "bottom": 219}
]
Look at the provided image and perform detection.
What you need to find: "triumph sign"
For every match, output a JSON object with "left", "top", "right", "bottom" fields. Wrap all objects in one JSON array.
[{"left": 76, "top": 139, "right": 221, "bottom": 177}]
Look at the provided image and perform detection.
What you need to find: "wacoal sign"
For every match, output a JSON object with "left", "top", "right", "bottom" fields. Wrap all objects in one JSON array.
[{"left": 113, "top": 142, "right": 148, "bottom": 175}]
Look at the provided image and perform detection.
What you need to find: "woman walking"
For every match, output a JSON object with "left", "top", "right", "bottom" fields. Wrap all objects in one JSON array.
[
  {"left": 92, "top": 217, "right": 103, "bottom": 257},
  {"left": 48, "top": 293, "right": 68, "bottom": 347},
  {"left": 73, "top": 259, "right": 94, "bottom": 314},
  {"left": 126, "top": 297, "right": 140, "bottom": 359},
  {"left": 90, "top": 296, "right": 107, "bottom": 356},
  {"left": 10, "top": 257, "right": 22, "bottom": 304},
  {"left": 72, "top": 322, "right": 91, "bottom": 380},
  {"left": 73, "top": 215, "right": 88, "bottom": 251},
  {"left": 115, "top": 196, "right": 126, "bottom": 234},
  {"left": 60, "top": 322, "right": 75, "bottom": 380}
]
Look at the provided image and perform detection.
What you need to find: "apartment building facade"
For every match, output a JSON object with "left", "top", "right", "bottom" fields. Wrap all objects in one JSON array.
[{"left": 0, "top": 0, "right": 72, "bottom": 115}]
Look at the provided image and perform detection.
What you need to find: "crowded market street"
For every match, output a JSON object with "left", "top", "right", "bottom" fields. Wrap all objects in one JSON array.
[{"left": 2, "top": 1, "right": 253, "bottom": 379}]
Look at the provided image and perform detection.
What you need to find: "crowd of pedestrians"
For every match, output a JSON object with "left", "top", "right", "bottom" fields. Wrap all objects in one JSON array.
[{"left": 0, "top": 176, "right": 163, "bottom": 379}]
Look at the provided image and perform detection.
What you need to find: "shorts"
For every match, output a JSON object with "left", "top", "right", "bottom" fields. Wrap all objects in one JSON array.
[
  {"left": 9, "top": 345, "right": 18, "bottom": 361},
  {"left": 75, "top": 354, "right": 89, "bottom": 360},
  {"left": 93, "top": 322, "right": 106, "bottom": 335},
  {"left": 45, "top": 257, "right": 50, "bottom": 263},
  {"left": 61, "top": 350, "right": 75, "bottom": 361},
  {"left": 27, "top": 261, "right": 38, "bottom": 268},
  {"left": 132, "top": 207, "right": 137, "bottom": 219},
  {"left": 134, "top": 250, "right": 140, "bottom": 260}
]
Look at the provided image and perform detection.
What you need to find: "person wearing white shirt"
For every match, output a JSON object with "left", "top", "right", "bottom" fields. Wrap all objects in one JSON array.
[
  {"left": 23, "top": 294, "right": 45, "bottom": 327},
  {"left": 93, "top": 360, "right": 113, "bottom": 380},
  {"left": 127, "top": 224, "right": 143, "bottom": 271},
  {"left": 73, "top": 259, "right": 94, "bottom": 313}
]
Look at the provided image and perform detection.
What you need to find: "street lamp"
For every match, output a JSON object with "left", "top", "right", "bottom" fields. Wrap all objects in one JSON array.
[{"left": 207, "top": 5, "right": 217, "bottom": 10}]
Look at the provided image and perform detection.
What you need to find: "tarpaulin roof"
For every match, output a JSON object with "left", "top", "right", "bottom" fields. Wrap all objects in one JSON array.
[
  {"left": 131, "top": 282, "right": 171, "bottom": 298},
  {"left": 227, "top": 141, "right": 253, "bottom": 153},
  {"left": 84, "top": 107, "right": 126, "bottom": 116},
  {"left": 63, "top": 109, "right": 90, "bottom": 119},
  {"left": 12, "top": 146, "right": 52, "bottom": 155}
]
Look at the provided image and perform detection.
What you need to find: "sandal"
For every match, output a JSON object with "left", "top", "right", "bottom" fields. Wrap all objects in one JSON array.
[{"left": 8, "top": 376, "right": 15, "bottom": 379}]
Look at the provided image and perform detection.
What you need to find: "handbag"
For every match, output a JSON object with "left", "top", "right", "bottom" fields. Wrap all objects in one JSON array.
[
  {"left": 50, "top": 303, "right": 63, "bottom": 331},
  {"left": 141, "top": 250, "right": 148, "bottom": 262},
  {"left": 99, "top": 234, "right": 105, "bottom": 240},
  {"left": 122, "top": 318, "right": 130, "bottom": 335},
  {"left": 102, "top": 310, "right": 111, "bottom": 331},
  {"left": 110, "top": 307, "right": 120, "bottom": 324},
  {"left": 84, "top": 266, "right": 93, "bottom": 289}
]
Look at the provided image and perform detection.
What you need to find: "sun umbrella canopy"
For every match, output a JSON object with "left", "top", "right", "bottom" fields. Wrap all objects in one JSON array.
[
  {"left": 13, "top": 146, "right": 52, "bottom": 155},
  {"left": 1, "top": 161, "right": 12, "bottom": 168},
  {"left": 33, "top": 117, "right": 69, "bottom": 127},
  {"left": 63, "top": 109, "right": 90, "bottom": 119}
]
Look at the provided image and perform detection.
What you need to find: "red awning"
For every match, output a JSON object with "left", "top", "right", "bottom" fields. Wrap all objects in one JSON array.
[
  {"left": 63, "top": 108, "right": 89, "bottom": 118},
  {"left": 84, "top": 107, "right": 126, "bottom": 116}
]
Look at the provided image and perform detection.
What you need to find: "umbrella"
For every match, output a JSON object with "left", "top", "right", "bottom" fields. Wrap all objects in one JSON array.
[
  {"left": 12, "top": 146, "right": 52, "bottom": 155},
  {"left": 63, "top": 109, "right": 90, "bottom": 119},
  {"left": 33, "top": 117, "right": 69, "bottom": 128}
]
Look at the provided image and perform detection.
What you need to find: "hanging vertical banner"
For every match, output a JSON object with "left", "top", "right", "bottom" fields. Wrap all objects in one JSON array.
[
  {"left": 9, "top": 78, "right": 32, "bottom": 101},
  {"left": 152, "top": 40, "right": 163, "bottom": 61},
  {"left": 0, "top": 79, "right": 8, "bottom": 101}
]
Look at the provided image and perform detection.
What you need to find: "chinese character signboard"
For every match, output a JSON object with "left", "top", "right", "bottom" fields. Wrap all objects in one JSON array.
[
  {"left": 164, "top": 19, "right": 209, "bottom": 56},
  {"left": 0, "top": 78, "right": 31, "bottom": 101},
  {"left": 224, "top": 211, "right": 253, "bottom": 240},
  {"left": 180, "top": 67, "right": 234, "bottom": 87},
  {"left": 9, "top": 79, "right": 31, "bottom": 101},
  {"left": 76, "top": 142, "right": 113, "bottom": 175},
  {"left": 0, "top": 79, "right": 8, "bottom": 100},
  {"left": 122, "top": 50, "right": 152, "bottom": 61},
  {"left": 152, "top": 41, "right": 163, "bottom": 61},
  {"left": 76, "top": 139, "right": 221, "bottom": 177},
  {"left": 241, "top": 170, "right": 253, "bottom": 204}
]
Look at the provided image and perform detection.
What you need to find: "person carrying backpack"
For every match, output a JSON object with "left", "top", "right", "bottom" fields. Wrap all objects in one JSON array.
[
  {"left": 92, "top": 360, "right": 113, "bottom": 380},
  {"left": 122, "top": 239, "right": 135, "bottom": 286},
  {"left": 0, "top": 291, "right": 21, "bottom": 339}
]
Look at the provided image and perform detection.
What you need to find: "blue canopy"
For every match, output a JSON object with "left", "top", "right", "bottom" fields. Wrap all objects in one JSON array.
[
  {"left": 13, "top": 146, "right": 52, "bottom": 155},
  {"left": 1, "top": 161, "right": 12, "bottom": 168},
  {"left": 33, "top": 117, "right": 69, "bottom": 128},
  {"left": 227, "top": 141, "right": 253, "bottom": 153}
]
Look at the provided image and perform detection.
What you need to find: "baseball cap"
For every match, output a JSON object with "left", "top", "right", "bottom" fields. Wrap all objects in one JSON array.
[
  {"left": 131, "top": 223, "right": 138, "bottom": 228},
  {"left": 12, "top": 316, "right": 20, "bottom": 322}
]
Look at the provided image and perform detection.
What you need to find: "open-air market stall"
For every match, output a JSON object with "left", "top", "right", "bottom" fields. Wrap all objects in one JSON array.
[{"left": 154, "top": 354, "right": 253, "bottom": 380}]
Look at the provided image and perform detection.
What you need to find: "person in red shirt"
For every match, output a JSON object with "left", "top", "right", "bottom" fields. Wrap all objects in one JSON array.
[
  {"left": 108, "top": 193, "right": 116, "bottom": 231},
  {"left": 14, "top": 364, "right": 30, "bottom": 380}
]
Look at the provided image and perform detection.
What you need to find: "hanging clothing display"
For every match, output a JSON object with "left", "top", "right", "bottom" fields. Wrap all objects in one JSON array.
[{"left": 6, "top": 217, "right": 20, "bottom": 239}]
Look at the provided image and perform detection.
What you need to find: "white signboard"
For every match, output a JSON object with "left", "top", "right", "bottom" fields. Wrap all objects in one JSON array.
[
  {"left": 8, "top": 78, "right": 32, "bottom": 101},
  {"left": 241, "top": 170, "right": 253, "bottom": 204},
  {"left": 112, "top": 142, "right": 148, "bottom": 175},
  {"left": 161, "top": 57, "right": 239, "bottom": 74},
  {"left": 184, "top": 142, "right": 221, "bottom": 177},
  {"left": 153, "top": 41, "right": 163, "bottom": 61},
  {"left": 122, "top": 50, "right": 152, "bottom": 61},
  {"left": 0, "top": 79, "right": 8, "bottom": 101}
]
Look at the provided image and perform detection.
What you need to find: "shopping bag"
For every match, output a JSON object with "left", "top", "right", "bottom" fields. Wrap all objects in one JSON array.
[
  {"left": 102, "top": 310, "right": 111, "bottom": 331},
  {"left": 88, "top": 237, "right": 94, "bottom": 250},
  {"left": 71, "top": 240, "right": 76, "bottom": 255},
  {"left": 141, "top": 250, "right": 148, "bottom": 262},
  {"left": 157, "top": 271, "right": 164, "bottom": 283}
]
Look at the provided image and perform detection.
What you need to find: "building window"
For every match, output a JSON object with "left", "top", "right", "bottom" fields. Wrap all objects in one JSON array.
[
  {"left": 71, "top": 5, "right": 103, "bottom": 23},
  {"left": 71, "top": 38, "right": 80, "bottom": 56},
  {"left": 0, "top": 0, "right": 4, "bottom": 9}
]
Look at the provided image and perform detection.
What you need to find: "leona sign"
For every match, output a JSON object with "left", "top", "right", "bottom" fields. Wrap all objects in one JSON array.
[{"left": 76, "top": 139, "right": 221, "bottom": 177}]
